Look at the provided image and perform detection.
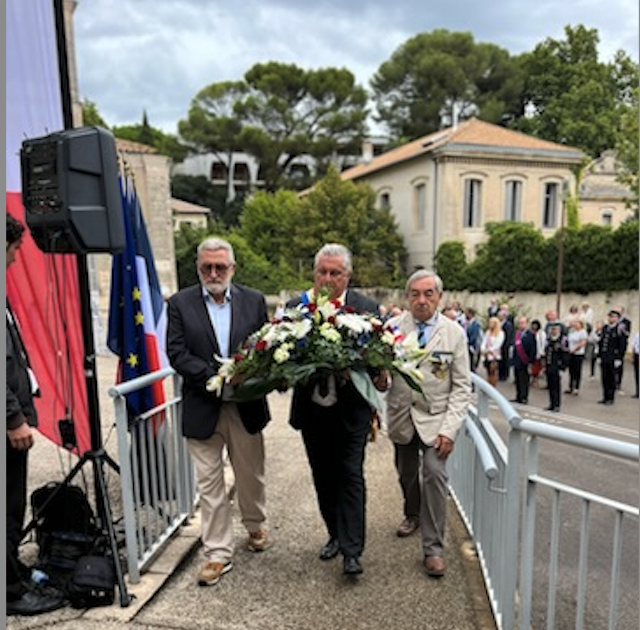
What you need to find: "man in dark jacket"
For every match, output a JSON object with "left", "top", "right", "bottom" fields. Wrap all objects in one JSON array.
[
  {"left": 167, "top": 237, "right": 271, "bottom": 588},
  {"left": 598, "top": 309, "right": 627, "bottom": 405},
  {"left": 6, "top": 214, "right": 64, "bottom": 615},
  {"left": 287, "top": 244, "right": 379, "bottom": 576},
  {"left": 511, "top": 316, "right": 537, "bottom": 404},
  {"left": 544, "top": 322, "right": 569, "bottom": 412}
]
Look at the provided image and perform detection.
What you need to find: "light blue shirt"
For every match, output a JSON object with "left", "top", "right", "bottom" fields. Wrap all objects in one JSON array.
[{"left": 203, "top": 286, "right": 232, "bottom": 358}]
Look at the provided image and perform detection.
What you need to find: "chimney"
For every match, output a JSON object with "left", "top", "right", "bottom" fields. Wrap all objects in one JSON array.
[{"left": 362, "top": 139, "right": 373, "bottom": 164}]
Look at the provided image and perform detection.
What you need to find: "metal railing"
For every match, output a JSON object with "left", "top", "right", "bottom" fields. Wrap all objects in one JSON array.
[
  {"left": 449, "top": 374, "right": 639, "bottom": 630},
  {"left": 109, "top": 367, "right": 198, "bottom": 584}
]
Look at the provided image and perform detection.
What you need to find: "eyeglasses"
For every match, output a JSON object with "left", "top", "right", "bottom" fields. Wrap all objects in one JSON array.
[{"left": 199, "top": 263, "right": 234, "bottom": 276}]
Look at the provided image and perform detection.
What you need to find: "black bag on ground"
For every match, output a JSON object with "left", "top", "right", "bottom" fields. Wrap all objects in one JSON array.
[
  {"left": 30, "top": 482, "right": 98, "bottom": 588},
  {"left": 67, "top": 555, "right": 116, "bottom": 608}
]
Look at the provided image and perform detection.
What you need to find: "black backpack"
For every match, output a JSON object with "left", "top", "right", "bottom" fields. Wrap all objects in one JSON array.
[{"left": 30, "top": 482, "right": 98, "bottom": 583}]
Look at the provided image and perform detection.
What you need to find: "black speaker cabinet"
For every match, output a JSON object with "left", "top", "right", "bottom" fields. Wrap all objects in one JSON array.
[{"left": 21, "top": 126, "right": 125, "bottom": 254}]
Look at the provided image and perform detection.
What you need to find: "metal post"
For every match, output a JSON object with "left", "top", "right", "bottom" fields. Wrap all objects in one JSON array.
[{"left": 555, "top": 180, "right": 570, "bottom": 315}]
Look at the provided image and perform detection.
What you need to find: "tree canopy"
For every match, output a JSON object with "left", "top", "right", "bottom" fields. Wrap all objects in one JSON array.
[
  {"left": 513, "top": 25, "right": 639, "bottom": 158},
  {"left": 178, "top": 62, "right": 369, "bottom": 192},
  {"left": 370, "top": 29, "right": 525, "bottom": 140}
]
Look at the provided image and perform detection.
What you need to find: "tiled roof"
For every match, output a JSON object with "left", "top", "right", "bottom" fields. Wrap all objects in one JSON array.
[
  {"left": 115, "top": 138, "right": 158, "bottom": 154},
  {"left": 343, "top": 118, "right": 584, "bottom": 180},
  {"left": 171, "top": 197, "right": 210, "bottom": 214}
]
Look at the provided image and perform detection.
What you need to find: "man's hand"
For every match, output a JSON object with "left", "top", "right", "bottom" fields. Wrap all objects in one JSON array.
[
  {"left": 7, "top": 420, "right": 34, "bottom": 451},
  {"left": 372, "top": 370, "right": 390, "bottom": 392},
  {"left": 434, "top": 435, "right": 454, "bottom": 460}
]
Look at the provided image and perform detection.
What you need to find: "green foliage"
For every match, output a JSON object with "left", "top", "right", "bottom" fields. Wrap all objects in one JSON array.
[
  {"left": 435, "top": 221, "right": 638, "bottom": 294},
  {"left": 370, "top": 29, "right": 524, "bottom": 140},
  {"left": 174, "top": 223, "right": 210, "bottom": 289},
  {"left": 434, "top": 241, "right": 467, "bottom": 290},
  {"left": 292, "top": 167, "right": 407, "bottom": 287},
  {"left": 178, "top": 63, "right": 368, "bottom": 192},
  {"left": 615, "top": 87, "right": 639, "bottom": 214},
  {"left": 81, "top": 100, "right": 109, "bottom": 128},
  {"left": 113, "top": 111, "right": 189, "bottom": 162},
  {"left": 170, "top": 174, "right": 244, "bottom": 227},
  {"left": 229, "top": 167, "right": 407, "bottom": 291},
  {"left": 513, "top": 25, "right": 639, "bottom": 158}
]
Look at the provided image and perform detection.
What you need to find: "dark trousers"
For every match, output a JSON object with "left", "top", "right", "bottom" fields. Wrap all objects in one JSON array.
[
  {"left": 568, "top": 355, "right": 584, "bottom": 391},
  {"left": 602, "top": 360, "right": 617, "bottom": 402},
  {"left": 498, "top": 357, "right": 510, "bottom": 381},
  {"left": 394, "top": 439, "right": 421, "bottom": 519},
  {"left": 514, "top": 365, "right": 530, "bottom": 403},
  {"left": 547, "top": 371, "right": 561, "bottom": 409},
  {"left": 634, "top": 353, "right": 639, "bottom": 396},
  {"left": 7, "top": 437, "right": 29, "bottom": 601},
  {"left": 300, "top": 392, "right": 371, "bottom": 558}
]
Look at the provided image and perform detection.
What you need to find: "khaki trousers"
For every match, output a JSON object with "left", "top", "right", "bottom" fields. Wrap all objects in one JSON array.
[{"left": 188, "top": 402, "right": 266, "bottom": 563}]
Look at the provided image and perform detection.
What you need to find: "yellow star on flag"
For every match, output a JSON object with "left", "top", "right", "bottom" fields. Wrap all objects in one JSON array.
[
  {"left": 126, "top": 353, "right": 139, "bottom": 368},
  {"left": 134, "top": 311, "right": 144, "bottom": 326},
  {"left": 132, "top": 287, "right": 141, "bottom": 301}
]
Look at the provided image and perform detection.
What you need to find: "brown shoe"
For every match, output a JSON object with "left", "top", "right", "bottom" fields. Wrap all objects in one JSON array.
[
  {"left": 396, "top": 516, "right": 420, "bottom": 537},
  {"left": 247, "top": 529, "right": 270, "bottom": 552},
  {"left": 424, "top": 555, "right": 446, "bottom": 577},
  {"left": 197, "top": 560, "right": 233, "bottom": 586}
]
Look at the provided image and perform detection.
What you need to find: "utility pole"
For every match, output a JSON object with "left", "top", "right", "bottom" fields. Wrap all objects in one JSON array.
[{"left": 555, "top": 180, "right": 570, "bottom": 315}]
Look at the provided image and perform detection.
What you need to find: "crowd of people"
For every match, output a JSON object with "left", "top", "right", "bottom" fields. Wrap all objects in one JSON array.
[
  {"left": 381, "top": 298, "right": 638, "bottom": 413},
  {"left": 7, "top": 212, "right": 635, "bottom": 611}
]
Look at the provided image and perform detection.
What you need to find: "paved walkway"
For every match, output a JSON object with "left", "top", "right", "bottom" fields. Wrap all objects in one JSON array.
[{"left": 8, "top": 354, "right": 495, "bottom": 630}]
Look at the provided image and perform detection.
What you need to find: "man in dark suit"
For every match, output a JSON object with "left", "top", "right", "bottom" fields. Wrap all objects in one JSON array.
[
  {"left": 511, "top": 316, "right": 537, "bottom": 404},
  {"left": 598, "top": 309, "right": 626, "bottom": 405},
  {"left": 6, "top": 214, "right": 64, "bottom": 615},
  {"left": 167, "top": 237, "right": 271, "bottom": 587},
  {"left": 287, "top": 243, "right": 379, "bottom": 576}
]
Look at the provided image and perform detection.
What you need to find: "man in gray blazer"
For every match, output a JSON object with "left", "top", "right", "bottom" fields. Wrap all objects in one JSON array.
[
  {"left": 167, "top": 237, "right": 271, "bottom": 587},
  {"left": 386, "top": 270, "right": 472, "bottom": 577}
]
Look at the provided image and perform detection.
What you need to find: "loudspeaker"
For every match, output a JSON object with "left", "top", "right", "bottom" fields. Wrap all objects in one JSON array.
[{"left": 21, "top": 126, "right": 125, "bottom": 254}]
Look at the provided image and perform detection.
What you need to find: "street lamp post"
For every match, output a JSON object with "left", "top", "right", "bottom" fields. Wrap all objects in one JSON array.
[{"left": 555, "top": 180, "right": 570, "bottom": 315}]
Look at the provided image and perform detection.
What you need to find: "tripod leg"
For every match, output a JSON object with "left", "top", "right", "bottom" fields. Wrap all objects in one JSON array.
[{"left": 93, "top": 455, "right": 131, "bottom": 607}]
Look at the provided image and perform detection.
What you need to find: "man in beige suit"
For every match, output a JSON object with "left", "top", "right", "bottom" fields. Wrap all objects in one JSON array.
[{"left": 386, "top": 270, "right": 472, "bottom": 577}]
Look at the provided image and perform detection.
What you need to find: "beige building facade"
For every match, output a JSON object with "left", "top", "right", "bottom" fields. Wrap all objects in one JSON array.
[{"left": 342, "top": 119, "right": 634, "bottom": 270}]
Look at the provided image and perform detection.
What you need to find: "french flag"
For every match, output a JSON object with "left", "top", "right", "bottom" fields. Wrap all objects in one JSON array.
[{"left": 107, "top": 176, "right": 166, "bottom": 423}]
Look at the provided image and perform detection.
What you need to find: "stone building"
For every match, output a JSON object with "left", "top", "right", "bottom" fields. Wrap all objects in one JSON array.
[{"left": 341, "top": 118, "right": 634, "bottom": 270}]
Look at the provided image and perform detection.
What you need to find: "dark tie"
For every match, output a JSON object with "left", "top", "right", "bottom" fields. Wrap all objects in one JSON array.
[{"left": 417, "top": 322, "right": 429, "bottom": 348}]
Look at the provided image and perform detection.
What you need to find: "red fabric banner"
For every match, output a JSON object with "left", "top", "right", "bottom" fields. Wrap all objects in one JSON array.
[{"left": 6, "top": 194, "right": 91, "bottom": 454}]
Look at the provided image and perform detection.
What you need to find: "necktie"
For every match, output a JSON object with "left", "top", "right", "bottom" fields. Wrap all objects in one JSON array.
[{"left": 417, "top": 322, "right": 429, "bottom": 348}]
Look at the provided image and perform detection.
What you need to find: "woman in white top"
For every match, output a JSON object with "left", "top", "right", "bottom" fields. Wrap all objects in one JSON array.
[
  {"left": 481, "top": 316, "right": 505, "bottom": 387},
  {"left": 566, "top": 320, "right": 588, "bottom": 394}
]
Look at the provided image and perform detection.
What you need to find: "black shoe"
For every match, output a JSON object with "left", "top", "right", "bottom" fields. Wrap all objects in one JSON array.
[
  {"left": 319, "top": 538, "right": 340, "bottom": 561},
  {"left": 544, "top": 405, "right": 555, "bottom": 411},
  {"left": 604, "top": 400, "right": 614, "bottom": 405},
  {"left": 6, "top": 589, "right": 65, "bottom": 616},
  {"left": 597, "top": 399, "right": 607, "bottom": 404},
  {"left": 632, "top": 394, "right": 639, "bottom": 398},
  {"left": 552, "top": 407, "right": 560, "bottom": 412},
  {"left": 509, "top": 398, "right": 520, "bottom": 403},
  {"left": 343, "top": 556, "right": 363, "bottom": 575}
]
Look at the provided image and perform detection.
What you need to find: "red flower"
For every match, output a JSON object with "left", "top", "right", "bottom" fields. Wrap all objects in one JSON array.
[
  {"left": 344, "top": 305, "right": 355, "bottom": 314},
  {"left": 255, "top": 339, "right": 268, "bottom": 352},
  {"left": 308, "top": 303, "right": 317, "bottom": 313},
  {"left": 327, "top": 315, "right": 336, "bottom": 325}
]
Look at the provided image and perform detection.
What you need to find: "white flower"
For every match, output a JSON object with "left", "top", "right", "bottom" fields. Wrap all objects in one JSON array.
[
  {"left": 292, "top": 319, "right": 312, "bottom": 339},
  {"left": 273, "top": 345, "right": 291, "bottom": 364},
  {"left": 320, "top": 324, "right": 342, "bottom": 343},
  {"left": 336, "top": 313, "right": 372, "bottom": 335}
]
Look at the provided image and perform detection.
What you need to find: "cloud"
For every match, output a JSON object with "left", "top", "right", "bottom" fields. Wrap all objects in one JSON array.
[{"left": 72, "top": 0, "right": 638, "bottom": 133}]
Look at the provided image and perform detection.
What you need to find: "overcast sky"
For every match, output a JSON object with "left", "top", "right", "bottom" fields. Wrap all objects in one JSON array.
[{"left": 73, "top": 0, "right": 639, "bottom": 135}]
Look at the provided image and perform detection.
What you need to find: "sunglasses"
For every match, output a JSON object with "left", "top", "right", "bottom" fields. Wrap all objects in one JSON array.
[{"left": 199, "top": 262, "right": 234, "bottom": 275}]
